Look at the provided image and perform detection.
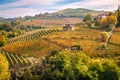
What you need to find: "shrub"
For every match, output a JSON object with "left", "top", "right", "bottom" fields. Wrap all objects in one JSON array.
[{"left": 101, "top": 32, "right": 108, "bottom": 42}]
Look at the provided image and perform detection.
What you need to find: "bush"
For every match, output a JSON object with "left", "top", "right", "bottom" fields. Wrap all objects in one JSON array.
[{"left": 101, "top": 32, "right": 108, "bottom": 42}]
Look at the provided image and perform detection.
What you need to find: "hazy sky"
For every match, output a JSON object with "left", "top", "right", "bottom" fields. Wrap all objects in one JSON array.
[{"left": 0, "top": 0, "right": 119, "bottom": 18}]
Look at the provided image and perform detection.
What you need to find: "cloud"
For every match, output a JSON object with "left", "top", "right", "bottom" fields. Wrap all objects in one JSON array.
[
  {"left": 54, "top": 0, "right": 119, "bottom": 11},
  {"left": 0, "top": 0, "right": 63, "bottom": 10},
  {"left": 0, "top": 0, "right": 63, "bottom": 18},
  {"left": 79, "top": 0, "right": 119, "bottom": 10},
  {"left": 0, "top": 8, "right": 42, "bottom": 18}
]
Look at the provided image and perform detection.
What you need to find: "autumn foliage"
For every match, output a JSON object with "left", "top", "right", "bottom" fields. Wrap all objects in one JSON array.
[
  {"left": 99, "top": 15, "right": 117, "bottom": 28},
  {"left": 0, "top": 53, "right": 10, "bottom": 80}
]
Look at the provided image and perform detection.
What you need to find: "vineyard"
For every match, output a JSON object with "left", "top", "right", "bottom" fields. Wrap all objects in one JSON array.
[
  {"left": 1, "top": 50, "right": 34, "bottom": 69},
  {"left": 7, "top": 29, "right": 60, "bottom": 44},
  {"left": 1, "top": 29, "right": 61, "bottom": 70},
  {"left": 42, "top": 27, "right": 120, "bottom": 58},
  {"left": 0, "top": 26, "right": 120, "bottom": 80},
  {"left": 1, "top": 27, "right": 120, "bottom": 71}
]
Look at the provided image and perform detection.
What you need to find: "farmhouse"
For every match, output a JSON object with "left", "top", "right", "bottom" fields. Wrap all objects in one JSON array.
[
  {"left": 63, "top": 24, "right": 75, "bottom": 31},
  {"left": 94, "top": 13, "right": 108, "bottom": 20}
]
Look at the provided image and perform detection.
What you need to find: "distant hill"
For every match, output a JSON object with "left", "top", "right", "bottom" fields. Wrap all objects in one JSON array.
[
  {"left": 53, "top": 8, "right": 108, "bottom": 18},
  {"left": 0, "top": 8, "right": 109, "bottom": 27},
  {"left": 1, "top": 8, "right": 109, "bottom": 21}
]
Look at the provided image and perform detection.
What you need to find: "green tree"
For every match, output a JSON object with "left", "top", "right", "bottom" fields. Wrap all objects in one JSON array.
[
  {"left": 22, "top": 70, "right": 33, "bottom": 80},
  {"left": 83, "top": 14, "right": 92, "bottom": 21},
  {"left": 41, "top": 50, "right": 65, "bottom": 80},
  {"left": 41, "top": 50, "right": 120, "bottom": 80},
  {"left": 115, "top": 10, "right": 120, "bottom": 27},
  {"left": 0, "top": 53, "right": 10, "bottom": 80},
  {"left": 117, "top": 11, "right": 120, "bottom": 27},
  {"left": 100, "top": 60, "right": 120, "bottom": 80}
]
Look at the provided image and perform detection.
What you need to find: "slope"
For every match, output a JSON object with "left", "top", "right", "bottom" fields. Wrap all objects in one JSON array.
[{"left": 53, "top": 8, "right": 108, "bottom": 18}]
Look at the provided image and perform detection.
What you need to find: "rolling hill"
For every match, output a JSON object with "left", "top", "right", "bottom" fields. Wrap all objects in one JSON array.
[
  {"left": 53, "top": 8, "right": 108, "bottom": 18},
  {"left": 15, "top": 8, "right": 108, "bottom": 27},
  {"left": 0, "top": 8, "right": 109, "bottom": 28}
]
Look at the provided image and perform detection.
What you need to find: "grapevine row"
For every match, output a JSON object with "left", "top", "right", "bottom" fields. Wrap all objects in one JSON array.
[
  {"left": 1, "top": 50, "right": 38, "bottom": 70},
  {"left": 7, "top": 29, "right": 60, "bottom": 44}
]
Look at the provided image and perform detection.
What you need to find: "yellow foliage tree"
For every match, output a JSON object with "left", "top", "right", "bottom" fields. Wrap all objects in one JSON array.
[
  {"left": 99, "top": 15, "right": 117, "bottom": 31},
  {"left": 0, "top": 35, "right": 7, "bottom": 47},
  {"left": 99, "top": 17, "right": 108, "bottom": 27},
  {"left": 0, "top": 53, "right": 10, "bottom": 80},
  {"left": 107, "top": 15, "right": 117, "bottom": 25}
]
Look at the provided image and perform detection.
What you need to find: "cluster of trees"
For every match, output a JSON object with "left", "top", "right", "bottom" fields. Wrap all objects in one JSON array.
[
  {"left": 0, "top": 22, "right": 24, "bottom": 47},
  {"left": 10, "top": 50, "right": 120, "bottom": 80},
  {"left": 0, "top": 22, "right": 13, "bottom": 32},
  {"left": 40, "top": 50, "right": 120, "bottom": 80},
  {"left": 115, "top": 9, "right": 120, "bottom": 27},
  {"left": 83, "top": 14, "right": 92, "bottom": 21},
  {"left": 20, "top": 25, "right": 43, "bottom": 31},
  {"left": 0, "top": 21, "right": 44, "bottom": 47},
  {"left": 0, "top": 22, "right": 24, "bottom": 37},
  {"left": 83, "top": 9, "right": 120, "bottom": 30},
  {"left": 97, "top": 15, "right": 117, "bottom": 31},
  {"left": 95, "top": 9, "right": 120, "bottom": 30}
]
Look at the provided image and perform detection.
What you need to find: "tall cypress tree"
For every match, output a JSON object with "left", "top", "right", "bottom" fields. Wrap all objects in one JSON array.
[{"left": 116, "top": 5, "right": 120, "bottom": 27}]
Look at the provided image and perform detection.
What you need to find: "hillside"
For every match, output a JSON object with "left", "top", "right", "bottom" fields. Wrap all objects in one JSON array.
[
  {"left": 53, "top": 8, "right": 108, "bottom": 18},
  {"left": 1, "top": 26, "right": 120, "bottom": 79},
  {"left": 2, "top": 27, "right": 120, "bottom": 59},
  {"left": 15, "top": 8, "right": 103, "bottom": 27},
  {"left": 1, "top": 8, "right": 108, "bottom": 22},
  {"left": 15, "top": 8, "right": 107, "bottom": 27},
  {"left": 0, "top": 8, "right": 109, "bottom": 29}
]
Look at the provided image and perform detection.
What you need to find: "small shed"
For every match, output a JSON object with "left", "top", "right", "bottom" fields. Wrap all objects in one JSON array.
[{"left": 63, "top": 24, "right": 75, "bottom": 31}]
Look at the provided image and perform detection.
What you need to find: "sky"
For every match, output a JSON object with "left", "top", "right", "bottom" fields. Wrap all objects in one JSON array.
[{"left": 0, "top": 0, "right": 120, "bottom": 18}]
